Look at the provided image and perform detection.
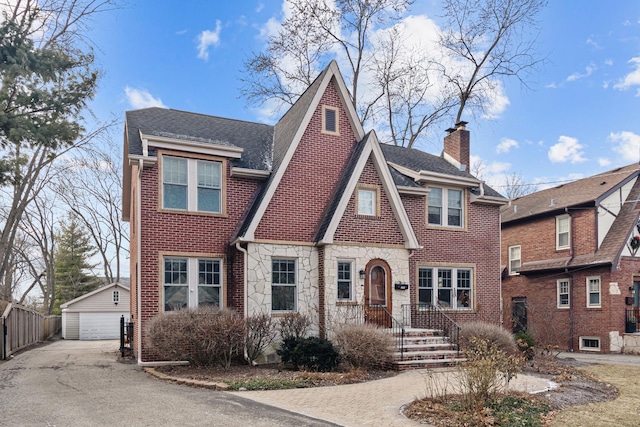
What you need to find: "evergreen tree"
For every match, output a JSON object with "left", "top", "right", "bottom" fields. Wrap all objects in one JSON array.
[{"left": 53, "top": 213, "right": 101, "bottom": 314}]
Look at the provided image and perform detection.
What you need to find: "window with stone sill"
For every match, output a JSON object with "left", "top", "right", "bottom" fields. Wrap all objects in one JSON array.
[
  {"left": 427, "top": 187, "right": 464, "bottom": 228},
  {"left": 272, "top": 258, "right": 297, "bottom": 312},
  {"left": 418, "top": 266, "right": 473, "bottom": 310},
  {"left": 162, "top": 155, "right": 222, "bottom": 214},
  {"left": 163, "top": 257, "right": 222, "bottom": 312},
  {"left": 337, "top": 261, "right": 353, "bottom": 301}
]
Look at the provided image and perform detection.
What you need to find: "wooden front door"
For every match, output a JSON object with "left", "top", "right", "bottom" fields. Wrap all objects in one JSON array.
[{"left": 364, "top": 260, "right": 391, "bottom": 327}]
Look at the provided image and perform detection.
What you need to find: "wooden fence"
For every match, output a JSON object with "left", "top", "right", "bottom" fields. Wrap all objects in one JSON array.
[{"left": 1, "top": 303, "right": 61, "bottom": 360}]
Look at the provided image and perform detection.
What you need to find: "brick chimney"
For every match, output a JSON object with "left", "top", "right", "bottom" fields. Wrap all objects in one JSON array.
[{"left": 443, "top": 121, "right": 470, "bottom": 172}]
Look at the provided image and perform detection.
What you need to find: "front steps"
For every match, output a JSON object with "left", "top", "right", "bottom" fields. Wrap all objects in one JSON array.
[{"left": 390, "top": 328, "right": 464, "bottom": 370}]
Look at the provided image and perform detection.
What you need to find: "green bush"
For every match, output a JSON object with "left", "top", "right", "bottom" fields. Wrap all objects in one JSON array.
[
  {"left": 459, "top": 321, "right": 518, "bottom": 355},
  {"left": 333, "top": 323, "right": 394, "bottom": 370},
  {"left": 278, "top": 336, "right": 339, "bottom": 372},
  {"left": 145, "top": 307, "right": 245, "bottom": 368},
  {"left": 514, "top": 331, "right": 537, "bottom": 359}
]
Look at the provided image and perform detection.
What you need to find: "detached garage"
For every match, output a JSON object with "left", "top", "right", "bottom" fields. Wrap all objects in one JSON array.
[{"left": 61, "top": 283, "right": 130, "bottom": 340}]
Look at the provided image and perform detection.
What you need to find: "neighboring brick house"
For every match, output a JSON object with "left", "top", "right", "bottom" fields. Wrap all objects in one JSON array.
[
  {"left": 501, "top": 164, "right": 640, "bottom": 353},
  {"left": 123, "top": 61, "right": 507, "bottom": 363}
]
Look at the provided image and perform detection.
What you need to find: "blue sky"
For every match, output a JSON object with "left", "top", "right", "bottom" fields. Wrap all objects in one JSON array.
[{"left": 90, "top": 0, "right": 640, "bottom": 194}]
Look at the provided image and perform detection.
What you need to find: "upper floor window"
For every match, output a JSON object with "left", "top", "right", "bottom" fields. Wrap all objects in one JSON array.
[
  {"left": 557, "top": 279, "right": 570, "bottom": 308},
  {"left": 356, "top": 186, "right": 378, "bottom": 216},
  {"left": 163, "top": 257, "right": 222, "bottom": 312},
  {"left": 322, "top": 105, "right": 339, "bottom": 135},
  {"left": 586, "top": 276, "right": 601, "bottom": 308},
  {"left": 556, "top": 214, "right": 570, "bottom": 250},
  {"left": 162, "top": 155, "right": 222, "bottom": 213},
  {"left": 337, "top": 261, "right": 353, "bottom": 301},
  {"left": 428, "top": 187, "right": 463, "bottom": 228},
  {"left": 508, "top": 245, "right": 521, "bottom": 275},
  {"left": 272, "top": 259, "right": 297, "bottom": 312},
  {"left": 112, "top": 290, "right": 120, "bottom": 304},
  {"left": 418, "top": 266, "right": 473, "bottom": 310}
]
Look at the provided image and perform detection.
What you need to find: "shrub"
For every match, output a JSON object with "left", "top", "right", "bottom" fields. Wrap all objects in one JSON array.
[
  {"left": 514, "top": 331, "right": 537, "bottom": 360},
  {"left": 278, "top": 336, "right": 339, "bottom": 372},
  {"left": 333, "top": 323, "right": 394, "bottom": 370},
  {"left": 145, "top": 307, "right": 245, "bottom": 368},
  {"left": 245, "top": 313, "right": 277, "bottom": 366},
  {"left": 457, "top": 337, "right": 523, "bottom": 411},
  {"left": 278, "top": 312, "right": 312, "bottom": 340},
  {"left": 459, "top": 321, "right": 518, "bottom": 355}
]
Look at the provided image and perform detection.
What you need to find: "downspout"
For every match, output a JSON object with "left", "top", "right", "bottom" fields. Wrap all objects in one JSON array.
[
  {"left": 235, "top": 241, "right": 249, "bottom": 362},
  {"left": 137, "top": 159, "right": 143, "bottom": 362},
  {"left": 565, "top": 207, "right": 575, "bottom": 351}
]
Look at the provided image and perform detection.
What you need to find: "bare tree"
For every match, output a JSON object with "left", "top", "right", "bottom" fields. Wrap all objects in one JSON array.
[
  {"left": 241, "top": 0, "right": 412, "bottom": 126},
  {"left": 55, "top": 139, "right": 129, "bottom": 284},
  {"left": 503, "top": 171, "right": 538, "bottom": 199},
  {"left": 439, "top": 0, "right": 547, "bottom": 123}
]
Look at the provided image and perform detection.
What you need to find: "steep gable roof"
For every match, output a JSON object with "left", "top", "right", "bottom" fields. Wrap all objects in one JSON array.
[
  {"left": 60, "top": 282, "right": 129, "bottom": 309},
  {"left": 502, "top": 163, "right": 640, "bottom": 224},
  {"left": 315, "top": 132, "right": 420, "bottom": 249},
  {"left": 238, "top": 61, "right": 365, "bottom": 241}
]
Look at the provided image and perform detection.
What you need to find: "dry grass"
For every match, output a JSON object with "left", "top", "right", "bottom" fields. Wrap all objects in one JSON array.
[{"left": 551, "top": 364, "right": 640, "bottom": 427}]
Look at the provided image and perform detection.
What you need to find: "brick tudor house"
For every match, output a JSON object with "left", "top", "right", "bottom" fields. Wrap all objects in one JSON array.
[
  {"left": 123, "top": 61, "right": 507, "bottom": 363},
  {"left": 501, "top": 163, "right": 640, "bottom": 354}
]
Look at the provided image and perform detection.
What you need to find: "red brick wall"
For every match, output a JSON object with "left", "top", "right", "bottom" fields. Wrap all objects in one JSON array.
[
  {"left": 255, "top": 78, "right": 357, "bottom": 241},
  {"left": 137, "top": 161, "right": 259, "bottom": 361},
  {"left": 502, "top": 212, "right": 640, "bottom": 352},
  {"left": 402, "top": 192, "right": 503, "bottom": 325},
  {"left": 333, "top": 157, "right": 405, "bottom": 245}
]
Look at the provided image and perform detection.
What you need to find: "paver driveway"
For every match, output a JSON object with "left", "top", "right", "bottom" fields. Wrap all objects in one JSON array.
[{"left": 0, "top": 340, "right": 336, "bottom": 427}]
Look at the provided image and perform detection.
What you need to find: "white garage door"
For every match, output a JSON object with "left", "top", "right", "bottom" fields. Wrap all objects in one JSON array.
[{"left": 79, "top": 312, "right": 128, "bottom": 340}]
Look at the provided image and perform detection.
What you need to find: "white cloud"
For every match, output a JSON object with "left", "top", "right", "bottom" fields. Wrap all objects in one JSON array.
[
  {"left": 548, "top": 136, "right": 586, "bottom": 163},
  {"left": 496, "top": 137, "right": 519, "bottom": 154},
  {"left": 256, "top": 2, "right": 265, "bottom": 13},
  {"left": 586, "top": 36, "right": 600, "bottom": 49},
  {"left": 176, "top": 29, "right": 188, "bottom": 35},
  {"left": 604, "top": 59, "right": 613, "bottom": 66},
  {"left": 567, "top": 63, "right": 596, "bottom": 82},
  {"left": 469, "top": 154, "right": 512, "bottom": 190},
  {"left": 609, "top": 131, "right": 640, "bottom": 162},
  {"left": 197, "top": 20, "right": 222, "bottom": 61},
  {"left": 598, "top": 157, "right": 612, "bottom": 167},
  {"left": 614, "top": 57, "right": 640, "bottom": 95},
  {"left": 124, "top": 87, "right": 166, "bottom": 109}
]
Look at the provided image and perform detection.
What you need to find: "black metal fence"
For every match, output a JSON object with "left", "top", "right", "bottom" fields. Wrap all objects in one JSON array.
[
  {"left": 120, "top": 316, "right": 134, "bottom": 358},
  {"left": 625, "top": 309, "right": 638, "bottom": 333},
  {"left": 401, "top": 304, "right": 461, "bottom": 355}
]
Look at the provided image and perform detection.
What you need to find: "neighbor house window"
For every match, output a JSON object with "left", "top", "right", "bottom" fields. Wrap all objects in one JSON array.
[
  {"left": 587, "top": 276, "right": 601, "bottom": 308},
  {"left": 557, "top": 279, "right": 570, "bottom": 308},
  {"left": 418, "top": 266, "right": 473, "bottom": 309},
  {"left": 428, "top": 187, "right": 463, "bottom": 227},
  {"left": 112, "top": 290, "right": 120, "bottom": 304},
  {"left": 162, "top": 155, "right": 222, "bottom": 213},
  {"left": 163, "top": 257, "right": 222, "bottom": 311},
  {"left": 508, "top": 245, "right": 521, "bottom": 275},
  {"left": 579, "top": 337, "right": 600, "bottom": 351},
  {"left": 337, "top": 261, "right": 353, "bottom": 301},
  {"left": 272, "top": 259, "right": 297, "bottom": 312},
  {"left": 556, "top": 214, "right": 570, "bottom": 250},
  {"left": 356, "top": 186, "right": 378, "bottom": 216},
  {"left": 322, "top": 105, "right": 339, "bottom": 135}
]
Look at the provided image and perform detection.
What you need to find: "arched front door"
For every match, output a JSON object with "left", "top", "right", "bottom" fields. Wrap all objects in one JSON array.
[{"left": 364, "top": 259, "right": 392, "bottom": 327}]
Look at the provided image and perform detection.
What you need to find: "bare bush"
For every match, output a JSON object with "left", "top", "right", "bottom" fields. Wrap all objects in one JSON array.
[
  {"left": 145, "top": 307, "right": 245, "bottom": 368},
  {"left": 333, "top": 323, "right": 394, "bottom": 370},
  {"left": 278, "top": 312, "right": 312, "bottom": 340},
  {"left": 456, "top": 337, "right": 523, "bottom": 411},
  {"left": 459, "top": 321, "right": 517, "bottom": 354},
  {"left": 245, "top": 312, "right": 277, "bottom": 366}
]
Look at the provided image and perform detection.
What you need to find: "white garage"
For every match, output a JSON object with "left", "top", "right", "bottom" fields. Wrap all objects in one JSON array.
[{"left": 61, "top": 283, "right": 130, "bottom": 340}]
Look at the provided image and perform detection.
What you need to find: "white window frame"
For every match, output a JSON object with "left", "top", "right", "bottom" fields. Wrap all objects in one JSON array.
[
  {"left": 579, "top": 336, "right": 601, "bottom": 352},
  {"left": 508, "top": 245, "right": 521, "bottom": 275},
  {"left": 427, "top": 186, "right": 464, "bottom": 228},
  {"left": 586, "top": 276, "right": 601, "bottom": 308},
  {"left": 356, "top": 186, "right": 378, "bottom": 216},
  {"left": 418, "top": 266, "right": 473, "bottom": 310},
  {"left": 163, "top": 256, "right": 223, "bottom": 312},
  {"left": 337, "top": 260, "right": 354, "bottom": 301},
  {"left": 556, "top": 214, "right": 570, "bottom": 250},
  {"left": 162, "top": 155, "right": 222, "bottom": 213},
  {"left": 557, "top": 279, "right": 570, "bottom": 308},
  {"left": 272, "top": 258, "right": 297, "bottom": 313},
  {"left": 321, "top": 105, "right": 339, "bottom": 135}
]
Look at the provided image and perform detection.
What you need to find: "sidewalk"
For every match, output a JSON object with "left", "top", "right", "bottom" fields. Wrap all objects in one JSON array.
[{"left": 229, "top": 368, "right": 555, "bottom": 427}]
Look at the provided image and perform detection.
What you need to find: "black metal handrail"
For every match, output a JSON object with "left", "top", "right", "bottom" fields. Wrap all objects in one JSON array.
[
  {"left": 401, "top": 304, "right": 461, "bottom": 355},
  {"left": 625, "top": 308, "right": 638, "bottom": 333},
  {"left": 367, "top": 305, "right": 406, "bottom": 360}
]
